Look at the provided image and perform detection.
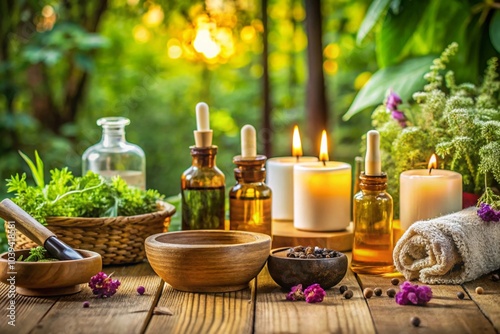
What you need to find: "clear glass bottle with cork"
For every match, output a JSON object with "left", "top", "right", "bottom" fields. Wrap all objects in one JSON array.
[
  {"left": 82, "top": 117, "right": 146, "bottom": 189},
  {"left": 229, "top": 125, "right": 272, "bottom": 237},
  {"left": 351, "top": 130, "right": 394, "bottom": 275},
  {"left": 181, "top": 102, "right": 225, "bottom": 230}
]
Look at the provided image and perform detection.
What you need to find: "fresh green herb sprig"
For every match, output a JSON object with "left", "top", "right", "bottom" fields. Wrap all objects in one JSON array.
[
  {"left": 18, "top": 246, "right": 58, "bottom": 262},
  {"left": 6, "top": 152, "right": 165, "bottom": 224}
]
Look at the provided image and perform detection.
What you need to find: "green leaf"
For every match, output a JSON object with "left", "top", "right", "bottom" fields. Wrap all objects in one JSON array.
[
  {"left": 490, "top": 10, "right": 500, "bottom": 53},
  {"left": 35, "top": 151, "right": 44, "bottom": 186},
  {"left": 343, "top": 55, "right": 435, "bottom": 121},
  {"left": 18, "top": 150, "right": 44, "bottom": 188},
  {"left": 376, "top": 0, "right": 431, "bottom": 67},
  {"left": 356, "top": 0, "right": 391, "bottom": 45}
]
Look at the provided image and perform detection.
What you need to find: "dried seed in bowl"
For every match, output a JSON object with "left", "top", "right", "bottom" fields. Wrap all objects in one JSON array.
[
  {"left": 391, "top": 278, "right": 400, "bottom": 286},
  {"left": 374, "top": 287, "right": 382, "bottom": 296},
  {"left": 387, "top": 288, "right": 396, "bottom": 298},
  {"left": 287, "top": 246, "right": 342, "bottom": 259},
  {"left": 457, "top": 291, "right": 465, "bottom": 300},
  {"left": 339, "top": 285, "right": 348, "bottom": 294}
]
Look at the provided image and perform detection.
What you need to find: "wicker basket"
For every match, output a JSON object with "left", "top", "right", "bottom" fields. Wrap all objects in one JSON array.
[{"left": 7, "top": 201, "right": 176, "bottom": 265}]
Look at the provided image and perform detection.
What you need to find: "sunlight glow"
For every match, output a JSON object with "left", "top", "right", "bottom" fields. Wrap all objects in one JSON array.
[
  {"left": 133, "top": 25, "right": 150, "bottom": 43},
  {"left": 193, "top": 28, "right": 221, "bottom": 59}
]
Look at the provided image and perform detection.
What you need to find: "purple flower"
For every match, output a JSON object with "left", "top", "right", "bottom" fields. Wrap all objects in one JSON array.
[
  {"left": 395, "top": 281, "right": 432, "bottom": 305},
  {"left": 386, "top": 91, "right": 402, "bottom": 111},
  {"left": 89, "top": 272, "right": 121, "bottom": 298},
  {"left": 304, "top": 283, "right": 326, "bottom": 303},
  {"left": 286, "top": 284, "right": 305, "bottom": 301},
  {"left": 385, "top": 91, "right": 407, "bottom": 127},
  {"left": 391, "top": 110, "right": 406, "bottom": 121},
  {"left": 477, "top": 203, "right": 500, "bottom": 222}
]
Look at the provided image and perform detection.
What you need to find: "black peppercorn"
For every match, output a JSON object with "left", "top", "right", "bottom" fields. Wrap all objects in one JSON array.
[
  {"left": 410, "top": 316, "right": 420, "bottom": 327},
  {"left": 363, "top": 288, "right": 374, "bottom": 299},
  {"left": 457, "top": 291, "right": 465, "bottom": 299},
  {"left": 387, "top": 288, "right": 396, "bottom": 298},
  {"left": 491, "top": 274, "right": 499, "bottom": 282},
  {"left": 339, "top": 285, "right": 348, "bottom": 294},
  {"left": 391, "top": 278, "right": 400, "bottom": 286},
  {"left": 374, "top": 287, "right": 382, "bottom": 296},
  {"left": 343, "top": 290, "right": 353, "bottom": 299}
]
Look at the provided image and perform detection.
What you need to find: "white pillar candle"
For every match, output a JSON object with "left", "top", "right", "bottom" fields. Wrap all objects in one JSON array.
[
  {"left": 293, "top": 161, "right": 352, "bottom": 231},
  {"left": 400, "top": 167, "right": 462, "bottom": 231},
  {"left": 267, "top": 156, "right": 318, "bottom": 221}
]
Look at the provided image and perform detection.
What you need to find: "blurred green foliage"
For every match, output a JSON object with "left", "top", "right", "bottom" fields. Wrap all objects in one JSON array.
[
  {"left": 0, "top": 0, "right": 374, "bottom": 199},
  {"left": 345, "top": 0, "right": 500, "bottom": 120},
  {"left": 0, "top": 0, "right": 376, "bottom": 251}
]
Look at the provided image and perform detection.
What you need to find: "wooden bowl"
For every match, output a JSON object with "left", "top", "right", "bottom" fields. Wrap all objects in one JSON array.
[
  {"left": 267, "top": 247, "right": 348, "bottom": 290},
  {"left": 0, "top": 249, "right": 102, "bottom": 296},
  {"left": 145, "top": 230, "right": 271, "bottom": 292}
]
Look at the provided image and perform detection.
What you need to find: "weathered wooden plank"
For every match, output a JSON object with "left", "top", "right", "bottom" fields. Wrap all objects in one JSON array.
[
  {"left": 463, "top": 272, "right": 500, "bottom": 331},
  {"left": 146, "top": 280, "right": 254, "bottom": 334},
  {"left": 0, "top": 283, "right": 58, "bottom": 334},
  {"left": 29, "top": 262, "right": 163, "bottom": 334},
  {"left": 358, "top": 275, "right": 497, "bottom": 334},
  {"left": 254, "top": 263, "right": 376, "bottom": 333}
]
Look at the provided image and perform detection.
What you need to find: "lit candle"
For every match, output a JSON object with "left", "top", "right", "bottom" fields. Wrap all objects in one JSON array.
[
  {"left": 266, "top": 126, "right": 318, "bottom": 221},
  {"left": 400, "top": 154, "right": 462, "bottom": 230},
  {"left": 293, "top": 130, "right": 351, "bottom": 231}
]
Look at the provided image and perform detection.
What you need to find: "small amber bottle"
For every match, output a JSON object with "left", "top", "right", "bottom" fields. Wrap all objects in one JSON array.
[
  {"left": 351, "top": 131, "right": 394, "bottom": 275},
  {"left": 181, "top": 146, "right": 225, "bottom": 230},
  {"left": 229, "top": 155, "right": 272, "bottom": 236},
  {"left": 229, "top": 125, "right": 272, "bottom": 237},
  {"left": 181, "top": 102, "right": 226, "bottom": 230}
]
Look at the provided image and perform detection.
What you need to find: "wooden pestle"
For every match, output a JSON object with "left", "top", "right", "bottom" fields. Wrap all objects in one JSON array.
[{"left": 0, "top": 199, "right": 83, "bottom": 260}]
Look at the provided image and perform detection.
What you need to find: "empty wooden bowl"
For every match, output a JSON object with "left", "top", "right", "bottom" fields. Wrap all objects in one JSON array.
[
  {"left": 267, "top": 247, "right": 348, "bottom": 289},
  {"left": 0, "top": 249, "right": 102, "bottom": 296},
  {"left": 145, "top": 230, "right": 271, "bottom": 292}
]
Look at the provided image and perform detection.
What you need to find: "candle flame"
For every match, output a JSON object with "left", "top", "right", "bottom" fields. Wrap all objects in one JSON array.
[
  {"left": 292, "top": 125, "right": 303, "bottom": 158},
  {"left": 428, "top": 154, "right": 437, "bottom": 174},
  {"left": 319, "top": 130, "right": 329, "bottom": 163}
]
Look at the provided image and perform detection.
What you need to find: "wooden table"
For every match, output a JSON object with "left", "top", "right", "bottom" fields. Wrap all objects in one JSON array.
[{"left": 1, "top": 253, "right": 499, "bottom": 334}]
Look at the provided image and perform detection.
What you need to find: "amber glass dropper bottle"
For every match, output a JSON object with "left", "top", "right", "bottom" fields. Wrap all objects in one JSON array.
[
  {"left": 229, "top": 125, "right": 272, "bottom": 237},
  {"left": 351, "top": 130, "right": 394, "bottom": 275},
  {"left": 181, "top": 103, "right": 225, "bottom": 230}
]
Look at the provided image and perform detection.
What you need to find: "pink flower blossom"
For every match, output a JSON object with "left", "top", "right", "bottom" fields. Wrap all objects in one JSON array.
[
  {"left": 89, "top": 272, "right": 121, "bottom": 298},
  {"left": 286, "top": 284, "right": 305, "bottom": 301},
  {"left": 395, "top": 281, "right": 432, "bottom": 305},
  {"left": 304, "top": 283, "right": 326, "bottom": 303}
]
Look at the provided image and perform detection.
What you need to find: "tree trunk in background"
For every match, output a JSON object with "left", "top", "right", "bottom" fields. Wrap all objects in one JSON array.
[
  {"left": 262, "top": 0, "right": 272, "bottom": 157},
  {"left": 26, "top": 0, "right": 108, "bottom": 135},
  {"left": 305, "top": 0, "right": 328, "bottom": 153}
]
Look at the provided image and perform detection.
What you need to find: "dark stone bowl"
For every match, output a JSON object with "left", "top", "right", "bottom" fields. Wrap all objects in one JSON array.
[{"left": 267, "top": 247, "right": 348, "bottom": 290}]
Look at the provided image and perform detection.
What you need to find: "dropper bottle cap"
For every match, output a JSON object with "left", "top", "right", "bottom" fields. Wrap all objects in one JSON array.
[
  {"left": 241, "top": 124, "right": 257, "bottom": 159},
  {"left": 193, "top": 102, "right": 213, "bottom": 147},
  {"left": 365, "top": 130, "right": 382, "bottom": 176}
]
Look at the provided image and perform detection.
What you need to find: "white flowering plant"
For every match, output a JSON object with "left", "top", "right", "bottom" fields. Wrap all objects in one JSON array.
[{"left": 369, "top": 43, "right": 500, "bottom": 219}]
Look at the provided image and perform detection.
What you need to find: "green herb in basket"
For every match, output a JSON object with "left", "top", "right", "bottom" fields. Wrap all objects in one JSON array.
[{"left": 6, "top": 151, "right": 165, "bottom": 224}]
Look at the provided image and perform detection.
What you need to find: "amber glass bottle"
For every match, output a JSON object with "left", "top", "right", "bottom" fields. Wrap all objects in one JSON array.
[
  {"left": 351, "top": 172, "right": 394, "bottom": 274},
  {"left": 181, "top": 146, "right": 225, "bottom": 230},
  {"left": 229, "top": 155, "right": 272, "bottom": 237}
]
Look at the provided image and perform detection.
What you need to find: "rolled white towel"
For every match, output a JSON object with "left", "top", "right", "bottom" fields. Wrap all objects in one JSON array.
[{"left": 393, "top": 207, "right": 500, "bottom": 284}]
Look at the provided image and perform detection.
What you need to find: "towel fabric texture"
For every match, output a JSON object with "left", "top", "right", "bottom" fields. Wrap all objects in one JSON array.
[{"left": 393, "top": 207, "right": 500, "bottom": 284}]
